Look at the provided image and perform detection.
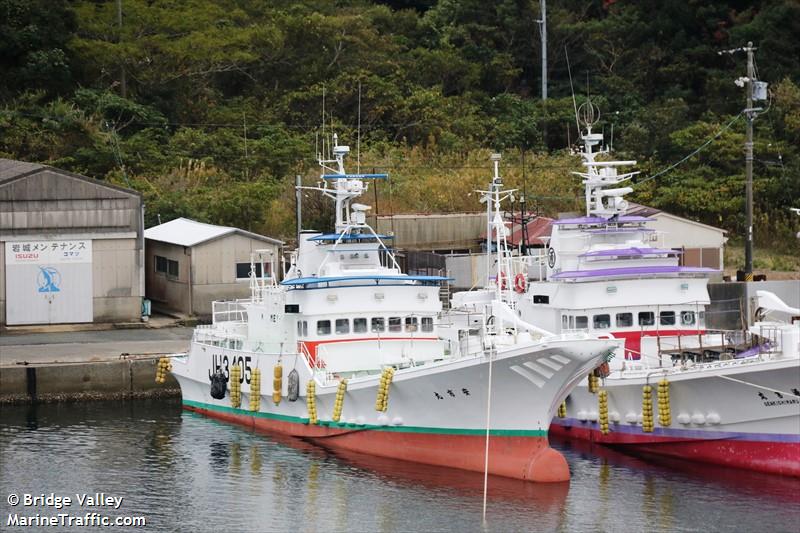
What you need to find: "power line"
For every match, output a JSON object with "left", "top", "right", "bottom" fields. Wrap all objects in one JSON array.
[{"left": 634, "top": 113, "right": 743, "bottom": 188}]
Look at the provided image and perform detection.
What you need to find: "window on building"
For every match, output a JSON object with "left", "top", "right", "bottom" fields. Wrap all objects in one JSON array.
[
  {"left": 371, "top": 317, "right": 385, "bottom": 333},
  {"left": 681, "top": 311, "right": 696, "bottom": 326},
  {"left": 593, "top": 314, "right": 611, "bottom": 329},
  {"left": 335, "top": 319, "right": 350, "bottom": 334},
  {"left": 616, "top": 313, "right": 633, "bottom": 327},
  {"left": 575, "top": 316, "right": 588, "bottom": 329},
  {"left": 405, "top": 317, "right": 418, "bottom": 332},
  {"left": 353, "top": 318, "right": 367, "bottom": 333},
  {"left": 155, "top": 255, "right": 167, "bottom": 273},
  {"left": 639, "top": 312, "right": 655, "bottom": 326},
  {"left": 388, "top": 317, "right": 402, "bottom": 332},
  {"left": 167, "top": 259, "right": 179, "bottom": 278},
  {"left": 660, "top": 311, "right": 676, "bottom": 326},
  {"left": 421, "top": 317, "right": 434, "bottom": 332},
  {"left": 317, "top": 320, "right": 331, "bottom": 335},
  {"left": 236, "top": 262, "right": 267, "bottom": 280}
]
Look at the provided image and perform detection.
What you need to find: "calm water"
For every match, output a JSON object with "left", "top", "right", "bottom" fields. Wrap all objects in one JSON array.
[{"left": 1, "top": 400, "right": 798, "bottom": 532}]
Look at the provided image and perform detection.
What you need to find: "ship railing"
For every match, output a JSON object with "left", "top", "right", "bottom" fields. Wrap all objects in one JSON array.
[
  {"left": 192, "top": 326, "right": 245, "bottom": 350},
  {"left": 300, "top": 342, "right": 337, "bottom": 385},
  {"left": 521, "top": 250, "right": 549, "bottom": 281},
  {"left": 211, "top": 299, "right": 250, "bottom": 325}
]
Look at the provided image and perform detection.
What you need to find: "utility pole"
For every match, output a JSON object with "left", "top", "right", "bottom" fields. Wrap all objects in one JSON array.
[
  {"left": 296, "top": 175, "right": 302, "bottom": 244},
  {"left": 540, "top": 0, "right": 547, "bottom": 101},
  {"left": 117, "top": 0, "right": 126, "bottom": 98},
  {"left": 744, "top": 41, "right": 755, "bottom": 280},
  {"left": 720, "top": 42, "right": 766, "bottom": 280}
]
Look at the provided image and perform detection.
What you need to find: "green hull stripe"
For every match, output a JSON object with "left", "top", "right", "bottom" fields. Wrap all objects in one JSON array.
[{"left": 183, "top": 399, "right": 547, "bottom": 437}]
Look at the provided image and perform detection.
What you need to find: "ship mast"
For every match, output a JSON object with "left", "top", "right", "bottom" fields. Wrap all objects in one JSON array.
[
  {"left": 477, "top": 154, "right": 515, "bottom": 299},
  {"left": 571, "top": 100, "right": 639, "bottom": 220}
]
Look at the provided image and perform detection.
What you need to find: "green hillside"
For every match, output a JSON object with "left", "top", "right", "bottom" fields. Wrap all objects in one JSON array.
[{"left": 1, "top": 0, "right": 799, "bottom": 250}]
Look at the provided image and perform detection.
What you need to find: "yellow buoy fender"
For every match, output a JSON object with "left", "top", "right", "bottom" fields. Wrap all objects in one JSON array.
[
  {"left": 306, "top": 380, "right": 317, "bottom": 424},
  {"left": 249, "top": 368, "right": 261, "bottom": 411}
]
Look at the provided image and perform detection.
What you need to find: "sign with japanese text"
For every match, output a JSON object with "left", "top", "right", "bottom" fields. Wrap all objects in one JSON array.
[{"left": 5, "top": 240, "right": 92, "bottom": 265}]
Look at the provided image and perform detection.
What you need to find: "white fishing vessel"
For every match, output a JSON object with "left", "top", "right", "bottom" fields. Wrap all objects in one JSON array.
[
  {"left": 169, "top": 136, "right": 620, "bottom": 482},
  {"left": 512, "top": 102, "right": 800, "bottom": 476}
]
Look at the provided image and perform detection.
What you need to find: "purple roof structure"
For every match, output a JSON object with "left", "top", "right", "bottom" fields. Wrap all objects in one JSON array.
[
  {"left": 551, "top": 265, "right": 717, "bottom": 280},
  {"left": 580, "top": 247, "right": 682, "bottom": 258},
  {"left": 552, "top": 215, "right": 652, "bottom": 225}
]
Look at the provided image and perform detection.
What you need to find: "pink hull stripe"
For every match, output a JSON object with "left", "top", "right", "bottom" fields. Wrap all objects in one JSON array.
[
  {"left": 551, "top": 419, "right": 800, "bottom": 477},
  {"left": 555, "top": 418, "right": 800, "bottom": 443}
]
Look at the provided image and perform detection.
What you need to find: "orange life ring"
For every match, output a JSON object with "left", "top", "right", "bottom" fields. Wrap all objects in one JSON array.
[
  {"left": 513, "top": 273, "right": 527, "bottom": 293},
  {"left": 496, "top": 271, "right": 508, "bottom": 290}
]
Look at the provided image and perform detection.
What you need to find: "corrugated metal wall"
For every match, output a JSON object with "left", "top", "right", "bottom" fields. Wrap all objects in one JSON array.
[
  {"left": 373, "top": 213, "right": 485, "bottom": 252},
  {"left": 191, "top": 235, "right": 280, "bottom": 316}
]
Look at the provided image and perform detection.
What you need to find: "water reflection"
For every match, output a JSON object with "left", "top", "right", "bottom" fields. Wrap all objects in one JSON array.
[{"left": 1, "top": 400, "right": 798, "bottom": 533}]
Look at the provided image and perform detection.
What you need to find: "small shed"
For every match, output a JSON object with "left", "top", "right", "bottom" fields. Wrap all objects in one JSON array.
[
  {"left": 144, "top": 218, "right": 282, "bottom": 318},
  {"left": 0, "top": 159, "right": 144, "bottom": 326}
]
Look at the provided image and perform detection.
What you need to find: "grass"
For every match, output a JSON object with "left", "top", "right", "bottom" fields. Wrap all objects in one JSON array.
[{"left": 724, "top": 244, "right": 800, "bottom": 279}]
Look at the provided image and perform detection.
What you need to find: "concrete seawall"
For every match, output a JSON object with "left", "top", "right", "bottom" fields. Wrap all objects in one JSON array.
[
  {"left": 0, "top": 356, "right": 181, "bottom": 404},
  {"left": 0, "top": 324, "right": 191, "bottom": 404}
]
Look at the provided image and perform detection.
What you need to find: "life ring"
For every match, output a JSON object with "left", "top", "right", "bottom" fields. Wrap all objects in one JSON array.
[
  {"left": 513, "top": 273, "right": 527, "bottom": 293},
  {"left": 496, "top": 271, "right": 508, "bottom": 290}
]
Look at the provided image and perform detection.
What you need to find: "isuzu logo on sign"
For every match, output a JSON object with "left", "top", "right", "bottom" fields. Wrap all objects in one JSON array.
[{"left": 5, "top": 240, "right": 92, "bottom": 265}]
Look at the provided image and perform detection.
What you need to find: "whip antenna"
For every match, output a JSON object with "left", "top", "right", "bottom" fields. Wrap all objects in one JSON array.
[{"left": 565, "top": 46, "right": 580, "bottom": 139}]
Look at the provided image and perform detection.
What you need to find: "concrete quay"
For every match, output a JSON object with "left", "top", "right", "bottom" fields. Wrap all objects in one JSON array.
[{"left": 0, "top": 324, "right": 192, "bottom": 404}]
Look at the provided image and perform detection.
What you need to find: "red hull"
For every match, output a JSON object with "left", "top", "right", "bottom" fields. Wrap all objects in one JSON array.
[
  {"left": 551, "top": 422, "right": 800, "bottom": 477},
  {"left": 184, "top": 403, "right": 569, "bottom": 482}
]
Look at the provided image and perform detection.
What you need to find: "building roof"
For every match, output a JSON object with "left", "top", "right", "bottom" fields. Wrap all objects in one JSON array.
[
  {"left": 625, "top": 202, "right": 662, "bottom": 218},
  {"left": 626, "top": 202, "right": 726, "bottom": 234},
  {"left": 0, "top": 159, "right": 45, "bottom": 181},
  {"left": 0, "top": 158, "right": 141, "bottom": 198},
  {"left": 483, "top": 216, "right": 554, "bottom": 247},
  {"left": 144, "top": 217, "right": 282, "bottom": 247}
]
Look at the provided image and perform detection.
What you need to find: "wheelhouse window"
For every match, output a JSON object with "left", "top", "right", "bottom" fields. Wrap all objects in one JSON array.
[
  {"left": 421, "top": 317, "right": 434, "bottom": 332},
  {"left": 388, "top": 317, "right": 402, "bottom": 332},
  {"left": 405, "top": 317, "right": 418, "bottom": 332},
  {"left": 335, "top": 319, "right": 350, "bottom": 334},
  {"left": 616, "top": 313, "right": 633, "bottom": 327},
  {"left": 660, "top": 311, "right": 676, "bottom": 326},
  {"left": 569, "top": 316, "right": 575, "bottom": 329},
  {"left": 353, "top": 318, "right": 367, "bottom": 333},
  {"left": 236, "top": 262, "right": 268, "bottom": 280},
  {"left": 302, "top": 321, "right": 308, "bottom": 337},
  {"left": 371, "top": 317, "right": 385, "bottom": 333},
  {"left": 575, "top": 316, "right": 588, "bottom": 329},
  {"left": 593, "top": 314, "right": 611, "bottom": 329},
  {"left": 680, "top": 311, "right": 696, "bottom": 326},
  {"left": 638, "top": 312, "right": 655, "bottom": 326},
  {"left": 297, "top": 320, "right": 302, "bottom": 337},
  {"left": 317, "top": 320, "right": 331, "bottom": 335},
  {"left": 562, "top": 315, "right": 569, "bottom": 329}
]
